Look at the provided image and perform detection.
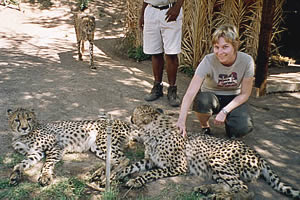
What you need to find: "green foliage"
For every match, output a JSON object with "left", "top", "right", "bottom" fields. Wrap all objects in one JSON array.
[
  {"left": 0, "top": 153, "right": 25, "bottom": 169},
  {"left": 128, "top": 46, "right": 151, "bottom": 62},
  {"left": 78, "top": 0, "right": 90, "bottom": 11},
  {"left": 38, "top": 177, "right": 88, "bottom": 200},
  {"left": 101, "top": 187, "right": 119, "bottom": 200},
  {"left": 0, "top": 176, "right": 89, "bottom": 200},
  {"left": 28, "top": 0, "right": 53, "bottom": 9},
  {"left": 179, "top": 65, "right": 195, "bottom": 77},
  {"left": 124, "top": 143, "right": 144, "bottom": 162},
  {"left": 0, "top": 181, "right": 39, "bottom": 200},
  {"left": 0, "top": 179, "right": 10, "bottom": 189}
]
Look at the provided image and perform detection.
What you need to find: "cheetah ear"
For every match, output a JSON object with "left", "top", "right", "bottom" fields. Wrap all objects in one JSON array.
[{"left": 7, "top": 109, "right": 13, "bottom": 116}]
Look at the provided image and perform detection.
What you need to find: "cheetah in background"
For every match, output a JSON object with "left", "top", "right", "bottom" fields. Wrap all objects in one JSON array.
[{"left": 74, "top": 12, "right": 96, "bottom": 70}]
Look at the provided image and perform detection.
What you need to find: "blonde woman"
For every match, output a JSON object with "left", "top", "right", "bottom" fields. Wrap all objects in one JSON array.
[{"left": 177, "top": 24, "right": 254, "bottom": 138}]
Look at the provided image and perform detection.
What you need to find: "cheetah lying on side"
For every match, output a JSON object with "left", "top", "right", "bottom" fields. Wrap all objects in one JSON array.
[
  {"left": 7, "top": 108, "right": 135, "bottom": 186},
  {"left": 117, "top": 105, "right": 299, "bottom": 199}
]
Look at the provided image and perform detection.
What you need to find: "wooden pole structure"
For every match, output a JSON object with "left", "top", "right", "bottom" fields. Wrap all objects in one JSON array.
[
  {"left": 254, "top": 0, "right": 276, "bottom": 96},
  {"left": 105, "top": 114, "right": 112, "bottom": 192}
]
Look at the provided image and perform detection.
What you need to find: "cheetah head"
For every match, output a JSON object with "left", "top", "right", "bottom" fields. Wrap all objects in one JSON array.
[
  {"left": 7, "top": 108, "right": 37, "bottom": 136},
  {"left": 130, "top": 105, "right": 163, "bottom": 127}
]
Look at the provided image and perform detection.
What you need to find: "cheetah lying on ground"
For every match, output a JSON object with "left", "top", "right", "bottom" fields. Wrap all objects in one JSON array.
[
  {"left": 116, "top": 105, "right": 299, "bottom": 199},
  {"left": 7, "top": 108, "right": 134, "bottom": 186}
]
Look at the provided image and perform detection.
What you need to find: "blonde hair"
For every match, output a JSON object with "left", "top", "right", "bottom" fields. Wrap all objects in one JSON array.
[{"left": 212, "top": 24, "right": 240, "bottom": 51}]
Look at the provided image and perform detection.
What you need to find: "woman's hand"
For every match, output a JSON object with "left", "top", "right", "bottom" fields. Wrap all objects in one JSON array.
[
  {"left": 213, "top": 110, "right": 227, "bottom": 125},
  {"left": 176, "top": 120, "right": 187, "bottom": 138}
]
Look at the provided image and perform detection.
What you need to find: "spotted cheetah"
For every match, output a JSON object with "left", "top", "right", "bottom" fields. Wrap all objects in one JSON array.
[
  {"left": 117, "top": 105, "right": 299, "bottom": 199},
  {"left": 7, "top": 107, "right": 135, "bottom": 186},
  {"left": 74, "top": 12, "right": 96, "bottom": 70}
]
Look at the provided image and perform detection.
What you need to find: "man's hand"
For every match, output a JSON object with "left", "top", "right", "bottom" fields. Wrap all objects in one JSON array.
[
  {"left": 139, "top": 2, "right": 147, "bottom": 30},
  {"left": 165, "top": 5, "right": 180, "bottom": 22},
  {"left": 139, "top": 16, "right": 144, "bottom": 30}
]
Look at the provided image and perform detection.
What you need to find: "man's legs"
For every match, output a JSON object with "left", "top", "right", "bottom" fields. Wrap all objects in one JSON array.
[
  {"left": 165, "top": 54, "right": 181, "bottom": 107},
  {"left": 165, "top": 54, "right": 178, "bottom": 86},
  {"left": 152, "top": 53, "right": 164, "bottom": 83},
  {"left": 144, "top": 53, "right": 181, "bottom": 107},
  {"left": 144, "top": 53, "right": 164, "bottom": 101}
]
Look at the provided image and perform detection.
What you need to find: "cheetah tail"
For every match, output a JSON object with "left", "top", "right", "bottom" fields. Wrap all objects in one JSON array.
[{"left": 261, "top": 159, "right": 300, "bottom": 199}]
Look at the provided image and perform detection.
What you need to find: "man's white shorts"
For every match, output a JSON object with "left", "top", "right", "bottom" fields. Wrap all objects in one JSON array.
[{"left": 143, "top": 5, "right": 183, "bottom": 55}]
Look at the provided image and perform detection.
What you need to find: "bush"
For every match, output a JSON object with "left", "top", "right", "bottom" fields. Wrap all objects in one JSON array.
[{"left": 128, "top": 46, "right": 151, "bottom": 62}]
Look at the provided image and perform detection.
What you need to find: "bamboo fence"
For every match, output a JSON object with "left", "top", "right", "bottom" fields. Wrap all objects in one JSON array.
[{"left": 125, "top": 0, "right": 284, "bottom": 69}]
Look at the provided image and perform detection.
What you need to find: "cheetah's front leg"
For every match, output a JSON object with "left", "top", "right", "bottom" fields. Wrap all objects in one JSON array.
[
  {"left": 126, "top": 166, "right": 187, "bottom": 188},
  {"left": 117, "top": 159, "right": 155, "bottom": 180},
  {"left": 117, "top": 158, "right": 187, "bottom": 188},
  {"left": 77, "top": 40, "right": 83, "bottom": 61},
  {"left": 88, "top": 40, "right": 95, "bottom": 70},
  {"left": 38, "top": 145, "right": 63, "bottom": 186},
  {"left": 90, "top": 146, "right": 130, "bottom": 186},
  {"left": 10, "top": 151, "right": 44, "bottom": 186}
]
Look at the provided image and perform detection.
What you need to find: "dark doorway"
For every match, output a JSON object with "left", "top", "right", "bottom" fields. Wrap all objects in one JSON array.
[{"left": 279, "top": 0, "right": 300, "bottom": 63}]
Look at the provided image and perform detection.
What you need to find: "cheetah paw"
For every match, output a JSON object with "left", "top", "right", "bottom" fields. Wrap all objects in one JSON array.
[
  {"left": 9, "top": 170, "right": 22, "bottom": 186},
  {"left": 126, "top": 178, "right": 144, "bottom": 188},
  {"left": 194, "top": 185, "right": 211, "bottom": 195},
  {"left": 90, "top": 65, "right": 97, "bottom": 70},
  {"left": 38, "top": 173, "right": 53, "bottom": 186},
  {"left": 91, "top": 166, "right": 105, "bottom": 180}
]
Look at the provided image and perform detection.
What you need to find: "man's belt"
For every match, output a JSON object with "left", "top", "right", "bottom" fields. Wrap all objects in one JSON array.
[{"left": 151, "top": 3, "right": 175, "bottom": 10}]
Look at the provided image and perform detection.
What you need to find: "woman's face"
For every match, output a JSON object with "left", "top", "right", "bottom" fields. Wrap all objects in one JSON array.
[{"left": 213, "top": 37, "right": 236, "bottom": 66}]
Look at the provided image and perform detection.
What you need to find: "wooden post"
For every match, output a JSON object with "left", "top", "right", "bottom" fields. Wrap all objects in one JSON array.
[
  {"left": 254, "top": 0, "right": 276, "bottom": 96},
  {"left": 105, "top": 114, "right": 112, "bottom": 192}
]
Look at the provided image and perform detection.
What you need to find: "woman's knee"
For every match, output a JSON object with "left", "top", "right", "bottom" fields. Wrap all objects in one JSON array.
[
  {"left": 226, "top": 117, "right": 253, "bottom": 138},
  {"left": 192, "top": 92, "right": 219, "bottom": 114}
]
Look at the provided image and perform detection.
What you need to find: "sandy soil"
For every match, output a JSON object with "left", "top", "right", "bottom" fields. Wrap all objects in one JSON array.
[{"left": 0, "top": 0, "right": 299, "bottom": 199}]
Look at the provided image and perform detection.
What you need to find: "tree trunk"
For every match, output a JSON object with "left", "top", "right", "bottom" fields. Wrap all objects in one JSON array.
[{"left": 254, "top": 0, "right": 276, "bottom": 96}]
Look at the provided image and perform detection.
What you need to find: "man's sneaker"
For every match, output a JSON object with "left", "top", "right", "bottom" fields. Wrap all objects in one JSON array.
[
  {"left": 144, "top": 82, "right": 163, "bottom": 101},
  {"left": 202, "top": 127, "right": 211, "bottom": 135},
  {"left": 167, "top": 85, "right": 181, "bottom": 107}
]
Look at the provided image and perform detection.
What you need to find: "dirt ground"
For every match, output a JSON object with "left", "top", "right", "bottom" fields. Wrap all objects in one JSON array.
[{"left": 0, "top": 0, "right": 299, "bottom": 199}]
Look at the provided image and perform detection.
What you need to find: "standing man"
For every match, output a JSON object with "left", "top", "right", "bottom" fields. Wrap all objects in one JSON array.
[{"left": 140, "top": 0, "right": 184, "bottom": 107}]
